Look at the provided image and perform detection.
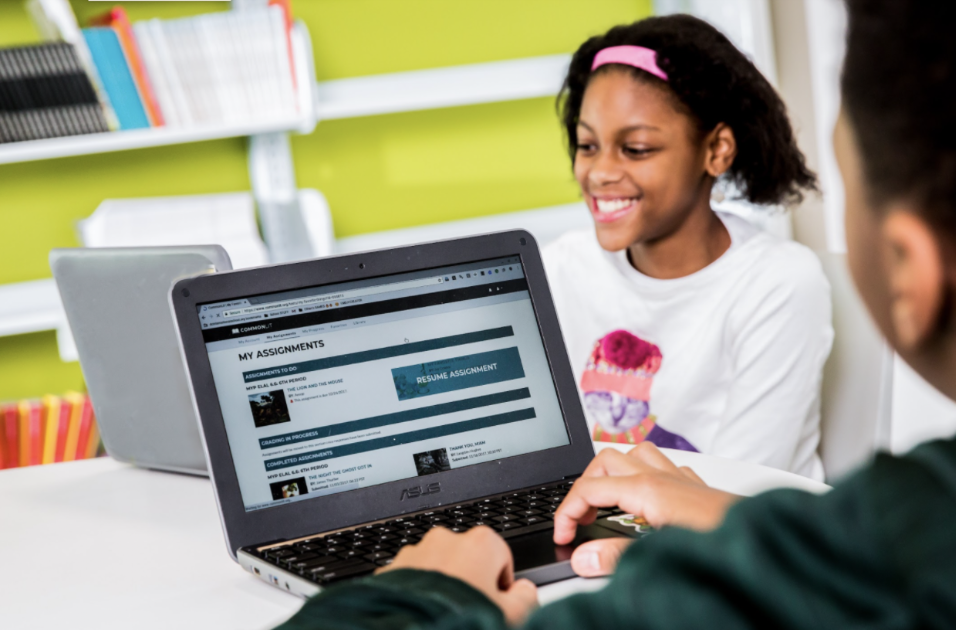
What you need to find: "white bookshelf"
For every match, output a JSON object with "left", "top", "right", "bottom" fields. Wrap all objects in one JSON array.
[
  {"left": 0, "top": 279, "right": 62, "bottom": 338},
  {"left": 315, "top": 54, "right": 570, "bottom": 119},
  {"left": 0, "top": 117, "right": 311, "bottom": 165}
]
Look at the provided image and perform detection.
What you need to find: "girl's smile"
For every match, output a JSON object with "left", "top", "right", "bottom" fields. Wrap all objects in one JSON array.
[{"left": 588, "top": 196, "right": 640, "bottom": 223}]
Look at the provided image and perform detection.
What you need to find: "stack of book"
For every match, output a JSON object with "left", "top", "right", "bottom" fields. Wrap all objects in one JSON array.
[
  {"left": 0, "top": 43, "right": 111, "bottom": 142},
  {"left": 131, "top": 6, "right": 298, "bottom": 127},
  {"left": 0, "top": 393, "right": 102, "bottom": 469},
  {"left": 0, "top": 0, "right": 299, "bottom": 144}
]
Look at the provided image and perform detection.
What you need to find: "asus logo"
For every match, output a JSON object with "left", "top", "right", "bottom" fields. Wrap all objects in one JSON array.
[{"left": 400, "top": 482, "right": 441, "bottom": 500}]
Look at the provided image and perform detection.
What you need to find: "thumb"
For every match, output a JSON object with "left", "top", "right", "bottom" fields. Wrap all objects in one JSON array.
[
  {"left": 497, "top": 578, "right": 538, "bottom": 627},
  {"left": 570, "top": 538, "right": 633, "bottom": 578}
]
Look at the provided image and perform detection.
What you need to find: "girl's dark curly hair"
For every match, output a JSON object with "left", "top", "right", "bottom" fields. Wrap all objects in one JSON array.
[{"left": 558, "top": 15, "right": 817, "bottom": 207}]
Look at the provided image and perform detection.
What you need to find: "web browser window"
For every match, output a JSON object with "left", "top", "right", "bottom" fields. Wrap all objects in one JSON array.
[{"left": 199, "top": 257, "right": 570, "bottom": 511}]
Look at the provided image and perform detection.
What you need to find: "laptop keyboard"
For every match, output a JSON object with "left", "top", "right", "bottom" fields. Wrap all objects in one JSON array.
[{"left": 247, "top": 479, "right": 624, "bottom": 586}]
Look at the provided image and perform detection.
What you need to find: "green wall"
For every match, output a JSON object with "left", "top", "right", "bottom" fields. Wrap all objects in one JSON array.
[{"left": 0, "top": 0, "right": 652, "bottom": 401}]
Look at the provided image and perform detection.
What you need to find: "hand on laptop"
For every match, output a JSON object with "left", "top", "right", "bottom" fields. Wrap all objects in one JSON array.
[
  {"left": 553, "top": 443, "right": 740, "bottom": 577},
  {"left": 378, "top": 525, "right": 539, "bottom": 625}
]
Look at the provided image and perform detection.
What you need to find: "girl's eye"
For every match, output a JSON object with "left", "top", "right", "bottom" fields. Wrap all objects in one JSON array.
[
  {"left": 576, "top": 143, "right": 597, "bottom": 153},
  {"left": 624, "top": 146, "right": 654, "bottom": 157}
]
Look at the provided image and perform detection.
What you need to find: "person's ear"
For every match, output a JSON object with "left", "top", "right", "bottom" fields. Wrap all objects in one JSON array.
[
  {"left": 882, "top": 209, "right": 946, "bottom": 350},
  {"left": 703, "top": 123, "right": 737, "bottom": 178}
]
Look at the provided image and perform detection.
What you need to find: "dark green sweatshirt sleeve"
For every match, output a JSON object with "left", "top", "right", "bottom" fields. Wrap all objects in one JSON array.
[{"left": 277, "top": 438, "right": 956, "bottom": 630}]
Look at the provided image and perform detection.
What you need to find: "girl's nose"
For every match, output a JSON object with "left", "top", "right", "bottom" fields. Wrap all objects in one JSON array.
[{"left": 588, "top": 150, "right": 625, "bottom": 188}]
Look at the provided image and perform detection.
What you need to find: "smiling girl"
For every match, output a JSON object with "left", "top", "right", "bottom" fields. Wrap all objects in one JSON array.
[{"left": 544, "top": 15, "right": 832, "bottom": 479}]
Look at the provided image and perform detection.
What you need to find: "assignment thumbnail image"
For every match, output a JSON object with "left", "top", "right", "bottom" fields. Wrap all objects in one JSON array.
[
  {"left": 414, "top": 448, "right": 451, "bottom": 476},
  {"left": 270, "top": 476, "right": 309, "bottom": 501},
  {"left": 249, "top": 390, "right": 291, "bottom": 428}
]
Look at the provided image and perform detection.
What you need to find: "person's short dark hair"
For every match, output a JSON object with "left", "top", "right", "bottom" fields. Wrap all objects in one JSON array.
[
  {"left": 842, "top": 0, "right": 956, "bottom": 230},
  {"left": 558, "top": 14, "right": 817, "bottom": 207}
]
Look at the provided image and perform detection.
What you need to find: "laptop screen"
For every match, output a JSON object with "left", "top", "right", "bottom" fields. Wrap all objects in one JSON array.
[{"left": 198, "top": 256, "right": 571, "bottom": 511}]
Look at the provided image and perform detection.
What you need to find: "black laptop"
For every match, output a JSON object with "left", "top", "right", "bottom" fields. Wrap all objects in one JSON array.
[{"left": 169, "top": 230, "right": 636, "bottom": 597}]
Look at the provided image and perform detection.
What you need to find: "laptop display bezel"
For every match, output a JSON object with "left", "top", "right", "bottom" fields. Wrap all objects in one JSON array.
[{"left": 170, "top": 231, "right": 595, "bottom": 557}]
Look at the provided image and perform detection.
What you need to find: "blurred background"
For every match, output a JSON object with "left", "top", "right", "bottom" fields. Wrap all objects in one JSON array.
[{"left": 1, "top": 0, "right": 952, "bottom": 466}]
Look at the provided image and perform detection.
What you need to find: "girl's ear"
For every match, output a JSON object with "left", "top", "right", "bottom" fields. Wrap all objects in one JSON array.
[
  {"left": 703, "top": 123, "right": 737, "bottom": 178},
  {"left": 881, "top": 209, "right": 947, "bottom": 350}
]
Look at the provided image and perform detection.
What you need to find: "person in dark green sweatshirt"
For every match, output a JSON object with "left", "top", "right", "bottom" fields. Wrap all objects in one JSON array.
[{"left": 276, "top": 1, "right": 956, "bottom": 627}]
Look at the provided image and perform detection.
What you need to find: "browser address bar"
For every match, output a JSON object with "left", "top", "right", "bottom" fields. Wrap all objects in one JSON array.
[{"left": 221, "top": 276, "right": 444, "bottom": 317}]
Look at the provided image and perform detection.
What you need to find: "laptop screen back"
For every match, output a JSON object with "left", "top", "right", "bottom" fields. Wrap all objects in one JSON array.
[{"left": 198, "top": 256, "right": 571, "bottom": 512}]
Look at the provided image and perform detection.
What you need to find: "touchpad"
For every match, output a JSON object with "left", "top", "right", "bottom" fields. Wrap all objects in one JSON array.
[{"left": 510, "top": 524, "right": 631, "bottom": 584}]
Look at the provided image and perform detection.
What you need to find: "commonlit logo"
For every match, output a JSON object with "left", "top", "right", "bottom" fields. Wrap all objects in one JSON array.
[{"left": 232, "top": 328, "right": 239, "bottom": 334}]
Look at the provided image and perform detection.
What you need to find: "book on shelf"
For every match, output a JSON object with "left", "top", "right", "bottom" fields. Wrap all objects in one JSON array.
[
  {"left": 89, "top": 7, "right": 165, "bottom": 127},
  {"left": 1, "top": 0, "right": 303, "bottom": 145},
  {"left": 82, "top": 28, "right": 150, "bottom": 131},
  {"left": 25, "top": 0, "right": 119, "bottom": 130},
  {"left": 0, "top": 393, "right": 101, "bottom": 469},
  {"left": 0, "top": 42, "right": 111, "bottom": 143}
]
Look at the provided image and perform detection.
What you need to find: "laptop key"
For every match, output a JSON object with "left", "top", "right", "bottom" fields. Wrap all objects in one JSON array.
[
  {"left": 316, "top": 562, "right": 377, "bottom": 583},
  {"left": 302, "top": 558, "right": 357, "bottom": 573},
  {"left": 283, "top": 553, "right": 319, "bottom": 566},
  {"left": 517, "top": 509, "right": 543, "bottom": 517},
  {"left": 523, "top": 515, "right": 551, "bottom": 525},
  {"left": 337, "top": 549, "right": 363, "bottom": 560},
  {"left": 493, "top": 514, "right": 520, "bottom": 523},
  {"left": 364, "top": 551, "right": 394, "bottom": 562},
  {"left": 494, "top": 522, "right": 521, "bottom": 532},
  {"left": 267, "top": 548, "right": 296, "bottom": 559},
  {"left": 376, "top": 558, "right": 394, "bottom": 567},
  {"left": 324, "top": 546, "right": 345, "bottom": 554},
  {"left": 498, "top": 520, "right": 555, "bottom": 540}
]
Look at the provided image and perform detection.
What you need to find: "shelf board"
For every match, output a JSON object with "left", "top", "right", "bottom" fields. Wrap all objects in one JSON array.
[
  {"left": 0, "top": 279, "right": 63, "bottom": 337},
  {"left": 315, "top": 54, "right": 571, "bottom": 120},
  {"left": 0, "top": 117, "right": 315, "bottom": 165}
]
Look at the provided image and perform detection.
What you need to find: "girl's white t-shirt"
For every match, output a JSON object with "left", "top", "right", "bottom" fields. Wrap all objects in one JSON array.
[{"left": 543, "top": 211, "right": 833, "bottom": 480}]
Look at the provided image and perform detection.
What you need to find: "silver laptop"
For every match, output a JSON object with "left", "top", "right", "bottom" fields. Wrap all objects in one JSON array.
[{"left": 50, "top": 246, "right": 232, "bottom": 475}]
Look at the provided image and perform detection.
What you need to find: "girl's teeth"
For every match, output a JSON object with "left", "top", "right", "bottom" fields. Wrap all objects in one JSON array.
[{"left": 595, "top": 198, "right": 634, "bottom": 213}]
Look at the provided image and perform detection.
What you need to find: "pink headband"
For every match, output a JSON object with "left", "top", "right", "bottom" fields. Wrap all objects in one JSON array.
[{"left": 591, "top": 45, "right": 668, "bottom": 82}]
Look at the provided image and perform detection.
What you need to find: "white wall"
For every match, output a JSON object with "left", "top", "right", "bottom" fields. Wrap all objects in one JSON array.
[{"left": 777, "top": 0, "right": 956, "bottom": 452}]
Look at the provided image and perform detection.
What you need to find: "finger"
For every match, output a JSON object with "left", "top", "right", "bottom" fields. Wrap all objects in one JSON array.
[
  {"left": 679, "top": 465, "right": 706, "bottom": 485},
  {"left": 498, "top": 578, "right": 539, "bottom": 627},
  {"left": 468, "top": 526, "right": 514, "bottom": 590},
  {"left": 570, "top": 538, "right": 633, "bottom": 577},
  {"left": 553, "top": 476, "right": 642, "bottom": 545},
  {"left": 626, "top": 442, "right": 681, "bottom": 474},
  {"left": 582, "top": 447, "right": 644, "bottom": 478}
]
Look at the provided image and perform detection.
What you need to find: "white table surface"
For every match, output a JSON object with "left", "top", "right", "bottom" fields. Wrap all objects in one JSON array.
[{"left": 0, "top": 446, "right": 829, "bottom": 630}]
